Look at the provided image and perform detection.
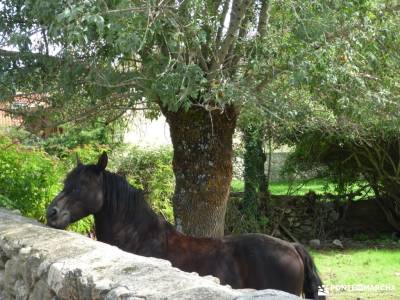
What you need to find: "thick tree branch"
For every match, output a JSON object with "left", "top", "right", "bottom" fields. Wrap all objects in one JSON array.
[
  {"left": 211, "top": 0, "right": 224, "bottom": 15},
  {"left": 209, "top": 0, "right": 251, "bottom": 79},
  {"left": 257, "top": 0, "right": 270, "bottom": 38},
  {"left": 255, "top": 68, "right": 287, "bottom": 92},
  {"left": 215, "top": 0, "right": 231, "bottom": 47},
  {"left": 0, "top": 49, "right": 60, "bottom": 63},
  {"left": 226, "top": 1, "right": 254, "bottom": 73}
]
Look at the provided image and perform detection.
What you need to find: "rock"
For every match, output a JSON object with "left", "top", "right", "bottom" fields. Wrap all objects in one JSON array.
[
  {"left": 301, "top": 220, "right": 313, "bottom": 226},
  {"left": 4, "top": 257, "right": 19, "bottom": 291},
  {"left": 15, "top": 278, "right": 29, "bottom": 300},
  {"left": 309, "top": 239, "right": 321, "bottom": 249},
  {"left": 22, "top": 253, "right": 42, "bottom": 289},
  {"left": 19, "top": 247, "right": 32, "bottom": 257},
  {"left": 0, "top": 208, "right": 301, "bottom": 300},
  {"left": 12, "top": 209, "right": 21, "bottom": 215},
  {"left": 235, "top": 289, "right": 301, "bottom": 299},
  {"left": 29, "top": 279, "right": 54, "bottom": 300},
  {"left": 0, "top": 270, "right": 5, "bottom": 289},
  {"left": 105, "top": 287, "right": 138, "bottom": 300},
  {"left": 329, "top": 211, "right": 340, "bottom": 221},
  {"left": 391, "top": 232, "right": 400, "bottom": 240},
  {"left": 332, "top": 239, "right": 344, "bottom": 249},
  {"left": 300, "top": 225, "right": 313, "bottom": 232}
]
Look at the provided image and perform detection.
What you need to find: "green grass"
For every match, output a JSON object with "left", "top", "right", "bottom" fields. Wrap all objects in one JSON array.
[
  {"left": 311, "top": 249, "right": 400, "bottom": 299},
  {"left": 231, "top": 178, "right": 374, "bottom": 198},
  {"left": 270, "top": 179, "right": 336, "bottom": 195},
  {"left": 231, "top": 178, "right": 335, "bottom": 195}
]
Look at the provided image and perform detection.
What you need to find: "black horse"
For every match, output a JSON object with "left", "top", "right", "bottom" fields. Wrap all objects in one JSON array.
[{"left": 47, "top": 152, "right": 324, "bottom": 299}]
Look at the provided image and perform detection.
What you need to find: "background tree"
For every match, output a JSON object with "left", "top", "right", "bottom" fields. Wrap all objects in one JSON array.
[
  {"left": 287, "top": 1, "right": 400, "bottom": 230},
  {"left": 236, "top": 0, "right": 326, "bottom": 223},
  {"left": 242, "top": 1, "right": 400, "bottom": 230}
]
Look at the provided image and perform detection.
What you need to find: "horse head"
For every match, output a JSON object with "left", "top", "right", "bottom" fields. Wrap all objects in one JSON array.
[{"left": 46, "top": 152, "right": 108, "bottom": 229}]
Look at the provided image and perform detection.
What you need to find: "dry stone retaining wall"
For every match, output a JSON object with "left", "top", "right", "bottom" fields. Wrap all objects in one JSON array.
[{"left": 0, "top": 209, "right": 300, "bottom": 300}]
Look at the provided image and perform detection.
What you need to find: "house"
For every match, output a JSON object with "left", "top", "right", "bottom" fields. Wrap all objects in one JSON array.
[
  {"left": 0, "top": 108, "right": 20, "bottom": 127},
  {"left": 0, "top": 94, "right": 62, "bottom": 137}
]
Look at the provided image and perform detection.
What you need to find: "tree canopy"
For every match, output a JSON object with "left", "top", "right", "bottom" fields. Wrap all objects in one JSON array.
[
  {"left": 238, "top": 0, "right": 400, "bottom": 230},
  {"left": 1, "top": 0, "right": 270, "bottom": 118},
  {"left": 4, "top": 1, "right": 398, "bottom": 131}
]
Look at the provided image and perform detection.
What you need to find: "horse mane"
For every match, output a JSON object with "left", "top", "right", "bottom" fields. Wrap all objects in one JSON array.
[{"left": 102, "top": 170, "right": 154, "bottom": 220}]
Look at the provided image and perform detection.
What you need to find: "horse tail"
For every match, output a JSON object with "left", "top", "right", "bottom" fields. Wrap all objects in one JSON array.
[{"left": 293, "top": 243, "right": 325, "bottom": 300}]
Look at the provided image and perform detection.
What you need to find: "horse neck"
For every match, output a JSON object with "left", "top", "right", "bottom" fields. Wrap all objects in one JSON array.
[{"left": 93, "top": 171, "right": 171, "bottom": 258}]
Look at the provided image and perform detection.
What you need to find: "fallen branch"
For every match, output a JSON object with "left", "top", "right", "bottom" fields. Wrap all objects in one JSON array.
[{"left": 279, "top": 223, "right": 300, "bottom": 243}]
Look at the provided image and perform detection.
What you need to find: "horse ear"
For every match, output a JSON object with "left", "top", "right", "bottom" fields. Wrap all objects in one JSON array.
[
  {"left": 96, "top": 151, "right": 108, "bottom": 172},
  {"left": 76, "top": 153, "right": 82, "bottom": 166}
]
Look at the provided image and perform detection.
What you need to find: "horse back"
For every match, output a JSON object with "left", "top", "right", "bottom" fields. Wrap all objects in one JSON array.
[
  {"left": 166, "top": 232, "right": 243, "bottom": 287},
  {"left": 167, "top": 232, "right": 304, "bottom": 293},
  {"left": 224, "top": 233, "right": 304, "bottom": 293}
]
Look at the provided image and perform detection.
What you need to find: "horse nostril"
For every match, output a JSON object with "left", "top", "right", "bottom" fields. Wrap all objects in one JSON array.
[{"left": 47, "top": 207, "right": 58, "bottom": 219}]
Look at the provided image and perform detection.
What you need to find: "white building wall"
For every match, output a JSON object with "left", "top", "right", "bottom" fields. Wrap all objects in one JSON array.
[{"left": 124, "top": 113, "right": 171, "bottom": 147}]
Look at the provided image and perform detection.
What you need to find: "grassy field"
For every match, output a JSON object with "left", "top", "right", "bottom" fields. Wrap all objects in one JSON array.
[
  {"left": 231, "top": 178, "right": 336, "bottom": 195},
  {"left": 312, "top": 249, "right": 400, "bottom": 300},
  {"left": 231, "top": 178, "right": 373, "bottom": 198}
]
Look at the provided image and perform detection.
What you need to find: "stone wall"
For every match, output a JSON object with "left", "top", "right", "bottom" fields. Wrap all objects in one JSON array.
[
  {"left": 233, "top": 151, "right": 321, "bottom": 183},
  {"left": 267, "top": 193, "right": 340, "bottom": 242},
  {"left": 267, "top": 195, "right": 393, "bottom": 242},
  {"left": 233, "top": 152, "right": 292, "bottom": 183},
  {"left": 267, "top": 152, "right": 290, "bottom": 182},
  {"left": 0, "top": 209, "right": 300, "bottom": 300}
]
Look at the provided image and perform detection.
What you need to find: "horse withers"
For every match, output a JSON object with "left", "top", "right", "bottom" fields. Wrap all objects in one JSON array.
[{"left": 46, "top": 152, "right": 325, "bottom": 299}]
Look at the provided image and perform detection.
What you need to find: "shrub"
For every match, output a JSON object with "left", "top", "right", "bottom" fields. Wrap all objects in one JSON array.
[
  {"left": 0, "top": 194, "right": 13, "bottom": 209},
  {"left": 0, "top": 134, "right": 97, "bottom": 234},
  {"left": 110, "top": 145, "right": 175, "bottom": 223},
  {"left": 63, "top": 144, "right": 110, "bottom": 169},
  {"left": 0, "top": 135, "right": 63, "bottom": 222},
  {"left": 225, "top": 196, "right": 269, "bottom": 235},
  {"left": 40, "top": 122, "right": 123, "bottom": 159}
]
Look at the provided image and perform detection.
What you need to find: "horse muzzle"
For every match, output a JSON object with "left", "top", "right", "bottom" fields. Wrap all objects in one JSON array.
[{"left": 46, "top": 205, "right": 71, "bottom": 229}]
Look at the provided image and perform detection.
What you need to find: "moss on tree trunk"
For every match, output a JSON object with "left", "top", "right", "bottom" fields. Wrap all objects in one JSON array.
[{"left": 163, "top": 105, "right": 237, "bottom": 238}]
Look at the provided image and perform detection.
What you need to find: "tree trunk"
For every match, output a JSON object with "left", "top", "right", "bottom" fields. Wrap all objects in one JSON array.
[
  {"left": 243, "top": 125, "right": 267, "bottom": 212},
  {"left": 378, "top": 184, "right": 400, "bottom": 231},
  {"left": 162, "top": 105, "right": 237, "bottom": 238}
]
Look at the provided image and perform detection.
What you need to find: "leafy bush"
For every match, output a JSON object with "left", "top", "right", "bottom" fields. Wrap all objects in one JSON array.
[
  {"left": 4, "top": 123, "right": 120, "bottom": 157},
  {"left": 0, "top": 135, "right": 63, "bottom": 222},
  {"left": 0, "top": 134, "right": 98, "bottom": 234},
  {"left": 41, "top": 122, "right": 124, "bottom": 159},
  {"left": 63, "top": 144, "right": 110, "bottom": 169},
  {"left": 225, "top": 196, "right": 269, "bottom": 235},
  {"left": 110, "top": 145, "right": 175, "bottom": 223},
  {"left": 66, "top": 214, "right": 94, "bottom": 234},
  {"left": 0, "top": 194, "right": 13, "bottom": 209},
  {"left": 283, "top": 131, "right": 400, "bottom": 230}
]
